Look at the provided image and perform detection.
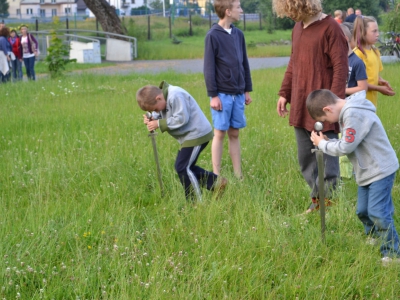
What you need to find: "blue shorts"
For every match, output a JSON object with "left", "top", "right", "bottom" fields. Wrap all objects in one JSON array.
[{"left": 211, "top": 93, "right": 246, "bottom": 131}]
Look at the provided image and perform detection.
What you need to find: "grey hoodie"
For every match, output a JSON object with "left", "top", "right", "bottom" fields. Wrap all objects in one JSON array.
[
  {"left": 318, "top": 91, "right": 399, "bottom": 186},
  {"left": 158, "top": 81, "right": 213, "bottom": 148}
]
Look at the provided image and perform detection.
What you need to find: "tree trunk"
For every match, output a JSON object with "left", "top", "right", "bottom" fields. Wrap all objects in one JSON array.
[{"left": 83, "top": 0, "right": 127, "bottom": 37}]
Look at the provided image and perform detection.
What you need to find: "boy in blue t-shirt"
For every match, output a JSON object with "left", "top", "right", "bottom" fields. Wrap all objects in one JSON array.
[
  {"left": 340, "top": 24, "right": 368, "bottom": 178},
  {"left": 340, "top": 24, "right": 368, "bottom": 96}
]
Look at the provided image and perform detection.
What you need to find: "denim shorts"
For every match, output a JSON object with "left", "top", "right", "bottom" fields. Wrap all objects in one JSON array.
[{"left": 211, "top": 93, "right": 246, "bottom": 131}]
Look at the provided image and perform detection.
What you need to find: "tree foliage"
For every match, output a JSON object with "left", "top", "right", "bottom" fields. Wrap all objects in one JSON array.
[
  {"left": 0, "top": 0, "right": 9, "bottom": 16},
  {"left": 321, "top": 0, "right": 381, "bottom": 19},
  {"left": 241, "top": 0, "right": 261, "bottom": 13},
  {"left": 150, "top": 0, "right": 171, "bottom": 11},
  {"left": 384, "top": 3, "right": 400, "bottom": 32},
  {"left": 258, "top": 0, "right": 295, "bottom": 32}
]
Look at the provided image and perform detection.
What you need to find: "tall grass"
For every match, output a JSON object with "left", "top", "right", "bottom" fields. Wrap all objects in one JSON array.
[
  {"left": 127, "top": 16, "right": 292, "bottom": 59},
  {"left": 0, "top": 64, "right": 399, "bottom": 298}
]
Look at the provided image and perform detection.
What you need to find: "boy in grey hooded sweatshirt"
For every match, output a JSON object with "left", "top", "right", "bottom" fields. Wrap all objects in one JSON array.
[
  {"left": 137, "top": 81, "right": 227, "bottom": 201},
  {"left": 307, "top": 89, "right": 399, "bottom": 262}
]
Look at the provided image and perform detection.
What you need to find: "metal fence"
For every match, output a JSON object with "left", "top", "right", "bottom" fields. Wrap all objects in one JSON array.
[{"left": 32, "top": 29, "right": 137, "bottom": 61}]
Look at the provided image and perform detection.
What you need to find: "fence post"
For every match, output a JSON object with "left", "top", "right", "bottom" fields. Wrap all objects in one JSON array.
[
  {"left": 147, "top": 15, "right": 151, "bottom": 40},
  {"left": 259, "top": 13, "right": 262, "bottom": 30},
  {"left": 66, "top": 17, "right": 69, "bottom": 34},
  {"left": 243, "top": 13, "right": 246, "bottom": 31},
  {"left": 189, "top": 12, "right": 192, "bottom": 36},
  {"left": 169, "top": 15, "right": 172, "bottom": 38},
  {"left": 209, "top": 13, "right": 211, "bottom": 28},
  {"left": 35, "top": 19, "right": 39, "bottom": 31}
]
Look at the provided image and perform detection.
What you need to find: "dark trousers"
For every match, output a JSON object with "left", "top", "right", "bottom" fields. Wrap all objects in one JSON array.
[
  {"left": 23, "top": 56, "right": 36, "bottom": 80},
  {"left": 175, "top": 142, "right": 218, "bottom": 201},
  {"left": 11, "top": 59, "right": 23, "bottom": 81},
  {"left": 294, "top": 127, "right": 339, "bottom": 199}
]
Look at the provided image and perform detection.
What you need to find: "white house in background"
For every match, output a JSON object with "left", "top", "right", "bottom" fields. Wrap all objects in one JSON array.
[
  {"left": 17, "top": 0, "right": 77, "bottom": 18},
  {"left": 7, "top": 0, "right": 22, "bottom": 19}
]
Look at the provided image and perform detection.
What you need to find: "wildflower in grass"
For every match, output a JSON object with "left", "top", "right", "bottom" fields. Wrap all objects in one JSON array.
[
  {"left": 88, "top": 246, "right": 92, "bottom": 250},
  {"left": 50, "top": 92, "right": 55, "bottom": 96}
]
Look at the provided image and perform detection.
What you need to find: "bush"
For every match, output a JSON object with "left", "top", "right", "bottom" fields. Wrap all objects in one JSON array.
[
  {"left": 191, "top": 15, "right": 208, "bottom": 26},
  {"left": 173, "top": 27, "right": 206, "bottom": 37},
  {"left": 384, "top": 4, "right": 400, "bottom": 32},
  {"left": 45, "top": 17, "right": 76, "bottom": 78}
]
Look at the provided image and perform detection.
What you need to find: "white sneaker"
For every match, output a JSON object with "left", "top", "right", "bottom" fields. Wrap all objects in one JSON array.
[
  {"left": 381, "top": 256, "right": 400, "bottom": 266},
  {"left": 366, "top": 237, "right": 379, "bottom": 246}
]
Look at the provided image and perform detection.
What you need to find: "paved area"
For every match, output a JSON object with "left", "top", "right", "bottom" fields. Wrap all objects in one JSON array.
[{"left": 80, "top": 57, "right": 290, "bottom": 75}]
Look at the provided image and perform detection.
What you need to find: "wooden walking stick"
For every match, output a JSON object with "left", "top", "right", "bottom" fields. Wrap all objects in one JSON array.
[
  {"left": 312, "top": 121, "right": 326, "bottom": 243},
  {"left": 146, "top": 112, "right": 164, "bottom": 197}
]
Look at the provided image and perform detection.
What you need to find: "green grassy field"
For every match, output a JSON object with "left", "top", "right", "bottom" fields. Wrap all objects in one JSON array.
[
  {"left": 34, "top": 61, "right": 116, "bottom": 75},
  {"left": 1, "top": 64, "right": 399, "bottom": 298}
]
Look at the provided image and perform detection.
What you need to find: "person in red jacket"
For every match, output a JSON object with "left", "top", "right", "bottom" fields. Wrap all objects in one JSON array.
[{"left": 8, "top": 29, "right": 23, "bottom": 81}]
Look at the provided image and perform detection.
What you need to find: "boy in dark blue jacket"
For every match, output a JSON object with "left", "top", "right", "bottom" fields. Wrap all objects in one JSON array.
[{"left": 203, "top": 0, "right": 252, "bottom": 179}]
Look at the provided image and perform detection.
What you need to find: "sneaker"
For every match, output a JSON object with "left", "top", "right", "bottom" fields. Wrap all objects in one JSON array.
[
  {"left": 381, "top": 256, "right": 400, "bottom": 266},
  {"left": 305, "top": 198, "right": 334, "bottom": 214},
  {"left": 366, "top": 237, "right": 379, "bottom": 246},
  {"left": 213, "top": 177, "right": 228, "bottom": 198}
]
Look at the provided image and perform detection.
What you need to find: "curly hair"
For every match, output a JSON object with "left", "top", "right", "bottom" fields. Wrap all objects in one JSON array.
[
  {"left": 272, "top": 0, "right": 322, "bottom": 21},
  {"left": 0, "top": 27, "right": 10, "bottom": 37}
]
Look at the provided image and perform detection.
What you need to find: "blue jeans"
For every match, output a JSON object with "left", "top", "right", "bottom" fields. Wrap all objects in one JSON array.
[
  {"left": 23, "top": 56, "right": 36, "bottom": 80},
  {"left": 11, "top": 59, "right": 23, "bottom": 81},
  {"left": 356, "top": 173, "right": 399, "bottom": 257}
]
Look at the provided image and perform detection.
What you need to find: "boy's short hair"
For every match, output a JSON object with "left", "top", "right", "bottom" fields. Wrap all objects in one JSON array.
[
  {"left": 340, "top": 23, "right": 352, "bottom": 41},
  {"left": 136, "top": 85, "right": 162, "bottom": 111},
  {"left": 306, "top": 89, "right": 338, "bottom": 119},
  {"left": 334, "top": 10, "right": 342, "bottom": 18},
  {"left": 272, "top": 0, "right": 322, "bottom": 21},
  {"left": 341, "top": 22, "right": 353, "bottom": 34},
  {"left": 214, "top": 0, "right": 236, "bottom": 19}
]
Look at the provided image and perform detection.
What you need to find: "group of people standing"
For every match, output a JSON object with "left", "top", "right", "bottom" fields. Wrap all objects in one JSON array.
[
  {"left": 334, "top": 7, "right": 363, "bottom": 24},
  {"left": 275, "top": 0, "right": 398, "bottom": 262},
  {"left": 137, "top": 0, "right": 399, "bottom": 262},
  {"left": 0, "top": 22, "right": 39, "bottom": 83}
]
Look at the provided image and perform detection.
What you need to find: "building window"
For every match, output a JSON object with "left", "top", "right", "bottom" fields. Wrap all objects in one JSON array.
[
  {"left": 65, "top": 7, "right": 71, "bottom": 14},
  {"left": 40, "top": 0, "right": 44, "bottom": 3},
  {"left": 52, "top": 9, "right": 57, "bottom": 16},
  {"left": 26, "top": 8, "right": 33, "bottom": 15},
  {"left": 51, "top": 0, "right": 56, "bottom": 3},
  {"left": 40, "top": 9, "right": 45, "bottom": 17},
  {"left": 16, "top": 9, "right": 21, "bottom": 15}
]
